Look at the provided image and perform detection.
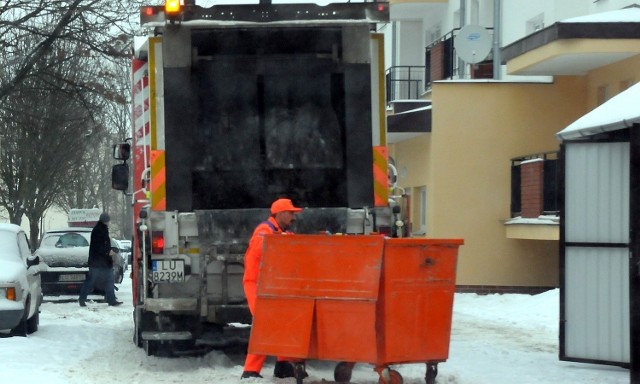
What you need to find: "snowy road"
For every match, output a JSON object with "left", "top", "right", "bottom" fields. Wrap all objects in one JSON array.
[{"left": 3, "top": 274, "right": 630, "bottom": 384}]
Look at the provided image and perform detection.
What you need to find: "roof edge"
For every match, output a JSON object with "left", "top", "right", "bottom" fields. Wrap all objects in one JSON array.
[
  {"left": 502, "top": 21, "right": 640, "bottom": 64},
  {"left": 557, "top": 118, "right": 640, "bottom": 141}
]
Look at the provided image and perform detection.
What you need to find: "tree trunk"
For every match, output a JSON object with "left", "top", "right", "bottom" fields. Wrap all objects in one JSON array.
[
  {"left": 28, "top": 215, "right": 41, "bottom": 250},
  {"left": 7, "top": 208, "right": 23, "bottom": 226}
]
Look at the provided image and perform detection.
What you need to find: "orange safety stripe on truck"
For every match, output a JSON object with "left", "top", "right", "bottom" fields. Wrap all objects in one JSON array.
[
  {"left": 371, "top": 33, "right": 386, "bottom": 146},
  {"left": 148, "top": 37, "right": 161, "bottom": 151},
  {"left": 150, "top": 150, "right": 167, "bottom": 210},
  {"left": 373, "top": 146, "right": 389, "bottom": 207}
]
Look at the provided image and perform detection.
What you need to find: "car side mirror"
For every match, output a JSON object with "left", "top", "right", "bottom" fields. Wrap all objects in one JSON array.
[
  {"left": 113, "top": 143, "right": 131, "bottom": 161},
  {"left": 111, "top": 247, "right": 120, "bottom": 253},
  {"left": 112, "top": 163, "right": 129, "bottom": 191}
]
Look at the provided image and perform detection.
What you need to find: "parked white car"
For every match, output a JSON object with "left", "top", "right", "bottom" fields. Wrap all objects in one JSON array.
[
  {"left": 112, "top": 239, "right": 127, "bottom": 284},
  {"left": 117, "top": 239, "right": 132, "bottom": 266},
  {"left": 0, "top": 223, "right": 44, "bottom": 336}
]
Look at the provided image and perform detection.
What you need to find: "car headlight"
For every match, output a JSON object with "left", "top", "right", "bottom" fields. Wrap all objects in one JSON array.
[{"left": 0, "top": 287, "right": 17, "bottom": 301}]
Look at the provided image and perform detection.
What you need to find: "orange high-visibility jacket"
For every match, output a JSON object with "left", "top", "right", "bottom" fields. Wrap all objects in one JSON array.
[{"left": 243, "top": 216, "right": 283, "bottom": 285}]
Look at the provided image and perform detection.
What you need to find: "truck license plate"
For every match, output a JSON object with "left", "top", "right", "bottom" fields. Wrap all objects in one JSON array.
[{"left": 152, "top": 260, "right": 185, "bottom": 283}]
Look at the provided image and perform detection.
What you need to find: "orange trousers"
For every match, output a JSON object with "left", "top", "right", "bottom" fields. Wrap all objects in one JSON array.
[{"left": 243, "top": 281, "right": 300, "bottom": 373}]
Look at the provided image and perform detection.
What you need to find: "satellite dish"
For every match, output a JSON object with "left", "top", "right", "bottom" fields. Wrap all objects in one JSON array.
[{"left": 454, "top": 25, "right": 492, "bottom": 64}]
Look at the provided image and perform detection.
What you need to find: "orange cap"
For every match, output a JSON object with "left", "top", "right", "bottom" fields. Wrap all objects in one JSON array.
[{"left": 271, "top": 198, "right": 303, "bottom": 214}]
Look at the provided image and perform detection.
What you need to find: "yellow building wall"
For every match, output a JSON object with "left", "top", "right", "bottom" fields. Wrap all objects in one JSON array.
[
  {"left": 389, "top": 134, "right": 431, "bottom": 234},
  {"left": 396, "top": 77, "right": 589, "bottom": 287},
  {"left": 586, "top": 54, "right": 640, "bottom": 108}
]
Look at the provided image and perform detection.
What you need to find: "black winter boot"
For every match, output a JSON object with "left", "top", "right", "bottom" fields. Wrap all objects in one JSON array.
[
  {"left": 273, "top": 361, "right": 295, "bottom": 378},
  {"left": 241, "top": 371, "right": 263, "bottom": 379}
]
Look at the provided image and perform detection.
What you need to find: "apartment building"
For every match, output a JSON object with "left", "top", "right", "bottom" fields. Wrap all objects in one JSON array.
[{"left": 385, "top": 0, "right": 640, "bottom": 293}]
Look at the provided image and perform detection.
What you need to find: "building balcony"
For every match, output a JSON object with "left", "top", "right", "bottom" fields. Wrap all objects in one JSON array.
[
  {"left": 501, "top": 8, "right": 640, "bottom": 76},
  {"left": 425, "top": 28, "right": 495, "bottom": 90},
  {"left": 386, "top": 27, "right": 496, "bottom": 106},
  {"left": 386, "top": 65, "right": 426, "bottom": 104}
]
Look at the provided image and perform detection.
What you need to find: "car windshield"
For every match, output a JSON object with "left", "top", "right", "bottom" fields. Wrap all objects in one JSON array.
[
  {"left": 0, "top": 230, "right": 19, "bottom": 257},
  {"left": 42, "top": 232, "right": 90, "bottom": 248}
]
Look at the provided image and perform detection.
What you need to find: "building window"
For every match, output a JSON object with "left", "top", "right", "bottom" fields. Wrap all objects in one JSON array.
[{"left": 510, "top": 152, "right": 559, "bottom": 218}]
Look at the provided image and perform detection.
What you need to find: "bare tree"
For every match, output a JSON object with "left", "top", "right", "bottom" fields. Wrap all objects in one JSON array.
[
  {"left": 0, "top": 31, "right": 112, "bottom": 245},
  {"left": 0, "top": 0, "right": 150, "bottom": 242},
  {"left": 54, "top": 55, "right": 132, "bottom": 238},
  {"left": 0, "top": 0, "right": 148, "bottom": 100}
]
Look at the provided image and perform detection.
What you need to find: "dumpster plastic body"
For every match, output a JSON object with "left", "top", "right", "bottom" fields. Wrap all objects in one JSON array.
[{"left": 248, "top": 234, "right": 463, "bottom": 383}]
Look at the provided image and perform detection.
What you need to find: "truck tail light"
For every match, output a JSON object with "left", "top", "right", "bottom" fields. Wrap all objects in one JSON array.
[
  {"left": 142, "top": 6, "right": 155, "bottom": 16},
  {"left": 165, "top": 0, "right": 181, "bottom": 15},
  {"left": 152, "top": 231, "right": 165, "bottom": 254}
]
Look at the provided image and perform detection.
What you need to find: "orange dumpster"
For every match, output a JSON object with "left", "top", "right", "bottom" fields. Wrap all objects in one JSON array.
[{"left": 248, "top": 234, "right": 463, "bottom": 384}]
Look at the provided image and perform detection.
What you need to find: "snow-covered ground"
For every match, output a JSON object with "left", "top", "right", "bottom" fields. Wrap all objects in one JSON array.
[{"left": 2, "top": 273, "right": 629, "bottom": 384}]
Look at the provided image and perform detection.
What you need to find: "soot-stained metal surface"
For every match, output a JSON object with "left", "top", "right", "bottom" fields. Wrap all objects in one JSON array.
[
  {"left": 289, "top": 208, "right": 349, "bottom": 235},
  {"left": 195, "top": 208, "right": 349, "bottom": 254},
  {"left": 163, "top": 26, "right": 374, "bottom": 212},
  {"left": 196, "top": 209, "right": 268, "bottom": 256}
]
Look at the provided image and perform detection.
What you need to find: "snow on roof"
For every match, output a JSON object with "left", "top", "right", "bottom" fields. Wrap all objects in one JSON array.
[
  {"left": 561, "top": 6, "right": 640, "bottom": 23},
  {"left": 556, "top": 81, "right": 640, "bottom": 140}
]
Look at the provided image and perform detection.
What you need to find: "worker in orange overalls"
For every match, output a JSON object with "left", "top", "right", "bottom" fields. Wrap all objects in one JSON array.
[{"left": 241, "top": 198, "right": 306, "bottom": 380}]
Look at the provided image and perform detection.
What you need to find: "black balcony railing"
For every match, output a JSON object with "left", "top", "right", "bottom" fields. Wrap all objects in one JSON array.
[
  {"left": 386, "top": 27, "right": 495, "bottom": 104},
  {"left": 385, "top": 65, "right": 426, "bottom": 104},
  {"left": 424, "top": 27, "right": 495, "bottom": 90},
  {"left": 510, "top": 151, "right": 559, "bottom": 218}
]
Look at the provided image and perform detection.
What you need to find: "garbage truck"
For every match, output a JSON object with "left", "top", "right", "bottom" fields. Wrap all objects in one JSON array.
[{"left": 111, "top": 0, "right": 391, "bottom": 356}]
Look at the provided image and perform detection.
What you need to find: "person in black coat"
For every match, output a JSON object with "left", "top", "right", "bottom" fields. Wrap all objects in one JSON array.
[{"left": 78, "top": 212, "right": 122, "bottom": 307}]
